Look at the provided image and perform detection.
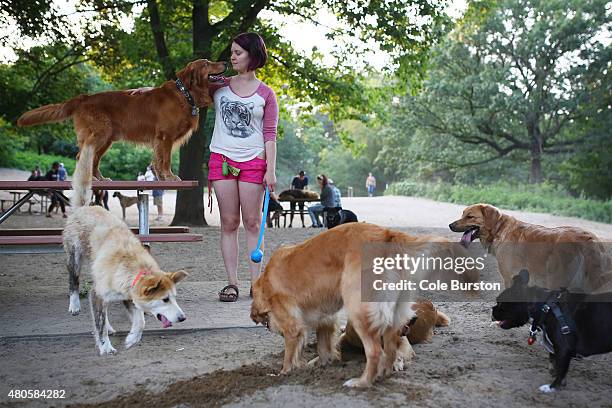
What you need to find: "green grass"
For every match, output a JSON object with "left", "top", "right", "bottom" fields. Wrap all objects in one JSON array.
[
  {"left": 2, "top": 145, "right": 171, "bottom": 181},
  {"left": 5, "top": 151, "right": 77, "bottom": 176},
  {"left": 386, "top": 181, "right": 612, "bottom": 223}
]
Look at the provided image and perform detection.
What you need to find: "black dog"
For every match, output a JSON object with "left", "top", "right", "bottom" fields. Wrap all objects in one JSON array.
[
  {"left": 492, "top": 269, "right": 612, "bottom": 393},
  {"left": 325, "top": 207, "right": 358, "bottom": 229}
]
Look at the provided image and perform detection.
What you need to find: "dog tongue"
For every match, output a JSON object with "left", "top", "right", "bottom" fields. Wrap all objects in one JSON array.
[
  {"left": 460, "top": 230, "right": 474, "bottom": 248},
  {"left": 160, "top": 315, "right": 172, "bottom": 328}
]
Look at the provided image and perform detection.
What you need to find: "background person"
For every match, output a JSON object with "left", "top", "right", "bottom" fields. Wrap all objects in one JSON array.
[
  {"left": 288, "top": 170, "right": 309, "bottom": 227},
  {"left": 366, "top": 172, "right": 376, "bottom": 197},
  {"left": 93, "top": 190, "right": 109, "bottom": 210},
  {"left": 58, "top": 163, "right": 67, "bottom": 181},
  {"left": 152, "top": 188, "right": 164, "bottom": 221},
  {"left": 329, "top": 178, "right": 342, "bottom": 208},
  {"left": 308, "top": 174, "right": 334, "bottom": 228},
  {"left": 144, "top": 164, "right": 164, "bottom": 220},
  {"left": 44, "top": 162, "right": 67, "bottom": 218}
]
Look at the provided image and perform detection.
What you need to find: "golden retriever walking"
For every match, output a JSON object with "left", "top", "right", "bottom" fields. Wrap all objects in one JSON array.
[
  {"left": 251, "top": 222, "right": 477, "bottom": 387},
  {"left": 449, "top": 203, "right": 611, "bottom": 291}
]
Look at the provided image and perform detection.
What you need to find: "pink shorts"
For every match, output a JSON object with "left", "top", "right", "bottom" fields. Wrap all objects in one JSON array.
[{"left": 208, "top": 152, "right": 267, "bottom": 184}]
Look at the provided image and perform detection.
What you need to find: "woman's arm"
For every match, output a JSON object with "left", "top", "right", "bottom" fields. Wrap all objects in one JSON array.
[
  {"left": 262, "top": 85, "right": 279, "bottom": 192},
  {"left": 128, "top": 86, "right": 155, "bottom": 95},
  {"left": 264, "top": 141, "right": 277, "bottom": 192}
]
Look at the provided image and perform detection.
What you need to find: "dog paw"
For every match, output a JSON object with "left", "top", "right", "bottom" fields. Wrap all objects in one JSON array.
[
  {"left": 539, "top": 384, "right": 556, "bottom": 393},
  {"left": 125, "top": 332, "right": 142, "bottom": 349},
  {"left": 343, "top": 378, "right": 370, "bottom": 388},
  {"left": 393, "top": 357, "right": 405, "bottom": 372},
  {"left": 98, "top": 342, "right": 117, "bottom": 356},
  {"left": 68, "top": 304, "right": 80, "bottom": 315},
  {"left": 68, "top": 293, "right": 80, "bottom": 315}
]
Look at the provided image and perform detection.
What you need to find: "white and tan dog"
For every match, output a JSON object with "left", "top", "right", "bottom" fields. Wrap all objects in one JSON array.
[{"left": 63, "top": 146, "right": 188, "bottom": 355}]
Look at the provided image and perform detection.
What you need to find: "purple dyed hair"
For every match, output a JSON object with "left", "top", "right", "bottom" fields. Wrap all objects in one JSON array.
[{"left": 232, "top": 32, "right": 268, "bottom": 71}]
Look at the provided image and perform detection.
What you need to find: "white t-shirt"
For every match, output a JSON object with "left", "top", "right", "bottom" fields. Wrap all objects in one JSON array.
[{"left": 208, "top": 77, "right": 278, "bottom": 162}]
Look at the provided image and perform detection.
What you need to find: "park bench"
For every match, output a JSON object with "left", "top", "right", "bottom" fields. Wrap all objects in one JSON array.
[{"left": 0, "top": 180, "right": 202, "bottom": 253}]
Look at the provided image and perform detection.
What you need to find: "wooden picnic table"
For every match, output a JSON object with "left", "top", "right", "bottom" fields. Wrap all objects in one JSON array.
[{"left": 0, "top": 180, "right": 201, "bottom": 253}]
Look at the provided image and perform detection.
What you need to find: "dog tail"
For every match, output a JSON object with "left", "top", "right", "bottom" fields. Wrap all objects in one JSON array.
[
  {"left": 72, "top": 144, "right": 94, "bottom": 208},
  {"left": 435, "top": 310, "right": 450, "bottom": 327},
  {"left": 17, "top": 97, "right": 82, "bottom": 127}
]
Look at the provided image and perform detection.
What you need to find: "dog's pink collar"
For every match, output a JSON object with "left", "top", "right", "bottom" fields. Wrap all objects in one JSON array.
[{"left": 131, "top": 268, "right": 151, "bottom": 288}]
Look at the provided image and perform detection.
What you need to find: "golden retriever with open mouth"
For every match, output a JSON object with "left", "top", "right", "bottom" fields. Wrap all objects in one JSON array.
[
  {"left": 449, "top": 203, "right": 611, "bottom": 291},
  {"left": 251, "top": 222, "right": 477, "bottom": 387},
  {"left": 18, "top": 59, "right": 226, "bottom": 183}
]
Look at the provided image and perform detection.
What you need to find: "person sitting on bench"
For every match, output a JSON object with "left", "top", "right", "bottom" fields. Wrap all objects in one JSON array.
[{"left": 308, "top": 174, "right": 334, "bottom": 228}]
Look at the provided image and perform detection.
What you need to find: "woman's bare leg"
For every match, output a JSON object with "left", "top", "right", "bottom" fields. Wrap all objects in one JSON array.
[
  {"left": 213, "top": 180, "right": 241, "bottom": 286},
  {"left": 238, "top": 181, "right": 265, "bottom": 283}
]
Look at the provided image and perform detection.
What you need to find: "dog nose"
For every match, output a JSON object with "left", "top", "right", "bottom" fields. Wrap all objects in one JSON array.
[
  {"left": 178, "top": 315, "right": 186, "bottom": 322},
  {"left": 223, "top": 61, "right": 228, "bottom": 70}
]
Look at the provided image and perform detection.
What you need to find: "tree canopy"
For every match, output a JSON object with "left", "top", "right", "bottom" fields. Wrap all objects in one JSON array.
[{"left": 1, "top": 0, "right": 609, "bottom": 211}]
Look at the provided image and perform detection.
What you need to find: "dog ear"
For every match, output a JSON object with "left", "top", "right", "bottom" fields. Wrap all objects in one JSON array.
[
  {"left": 176, "top": 62, "right": 196, "bottom": 87},
  {"left": 512, "top": 269, "right": 530, "bottom": 286},
  {"left": 167, "top": 270, "right": 188, "bottom": 284},
  {"left": 142, "top": 276, "right": 163, "bottom": 296},
  {"left": 482, "top": 204, "right": 500, "bottom": 231}
]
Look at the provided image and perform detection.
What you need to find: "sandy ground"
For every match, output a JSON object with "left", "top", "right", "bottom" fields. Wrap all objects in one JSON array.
[{"left": 1, "top": 168, "right": 612, "bottom": 408}]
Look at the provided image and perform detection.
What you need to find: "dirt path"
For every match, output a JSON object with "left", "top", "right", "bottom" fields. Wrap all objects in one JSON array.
[{"left": 1, "top": 168, "right": 611, "bottom": 407}]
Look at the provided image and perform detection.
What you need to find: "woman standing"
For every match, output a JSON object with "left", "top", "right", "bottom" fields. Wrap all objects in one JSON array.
[{"left": 208, "top": 33, "right": 278, "bottom": 302}]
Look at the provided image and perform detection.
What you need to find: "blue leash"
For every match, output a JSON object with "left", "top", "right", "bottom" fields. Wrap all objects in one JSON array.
[{"left": 250, "top": 184, "right": 270, "bottom": 263}]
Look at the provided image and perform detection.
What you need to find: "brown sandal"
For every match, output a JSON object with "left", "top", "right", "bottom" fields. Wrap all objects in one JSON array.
[{"left": 219, "top": 284, "right": 239, "bottom": 302}]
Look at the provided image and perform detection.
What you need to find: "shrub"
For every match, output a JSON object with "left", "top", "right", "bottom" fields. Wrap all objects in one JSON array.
[{"left": 387, "top": 181, "right": 612, "bottom": 223}]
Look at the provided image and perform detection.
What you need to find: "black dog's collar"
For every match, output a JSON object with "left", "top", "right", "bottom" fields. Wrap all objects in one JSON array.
[{"left": 175, "top": 79, "right": 198, "bottom": 116}]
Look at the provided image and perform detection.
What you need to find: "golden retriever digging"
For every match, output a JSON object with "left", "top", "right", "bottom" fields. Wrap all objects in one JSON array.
[
  {"left": 449, "top": 203, "right": 611, "bottom": 291},
  {"left": 251, "top": 222, "right": 477, "bottom": 388},
  {"left": 18, "top": 59, "right": 226, "bottom": 188}
]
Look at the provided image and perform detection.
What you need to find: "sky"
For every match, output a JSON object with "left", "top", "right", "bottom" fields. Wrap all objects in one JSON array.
[{"left": 0, "top": 1, "right": 468, "bottom": 68}]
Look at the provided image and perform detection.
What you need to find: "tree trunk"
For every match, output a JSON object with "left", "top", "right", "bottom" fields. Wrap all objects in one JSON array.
[
  {"left": 146, "top": 0, "right": 175, "bottom": 81},
  {"left": 171, "top": 108, "right": 209, "bottom": 225},
  {"left": 527, "top": 113, "right": 543, "bottom": 183},
  {"left": 171, "top": 0, "right": 213, "bottom": 226}
]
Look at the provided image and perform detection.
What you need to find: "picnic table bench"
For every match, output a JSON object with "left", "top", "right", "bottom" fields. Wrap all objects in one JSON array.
[
  {"left": 0, "top": 190, "right": 51, "bottom": 214},
  {"left": 0, "top": 180, "right": 202, "bottom": 253}
]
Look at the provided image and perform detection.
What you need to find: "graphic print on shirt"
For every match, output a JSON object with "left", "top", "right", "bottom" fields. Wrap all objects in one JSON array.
[{"left": 220, "top": 96, "right": 255, "bottom": 138}]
